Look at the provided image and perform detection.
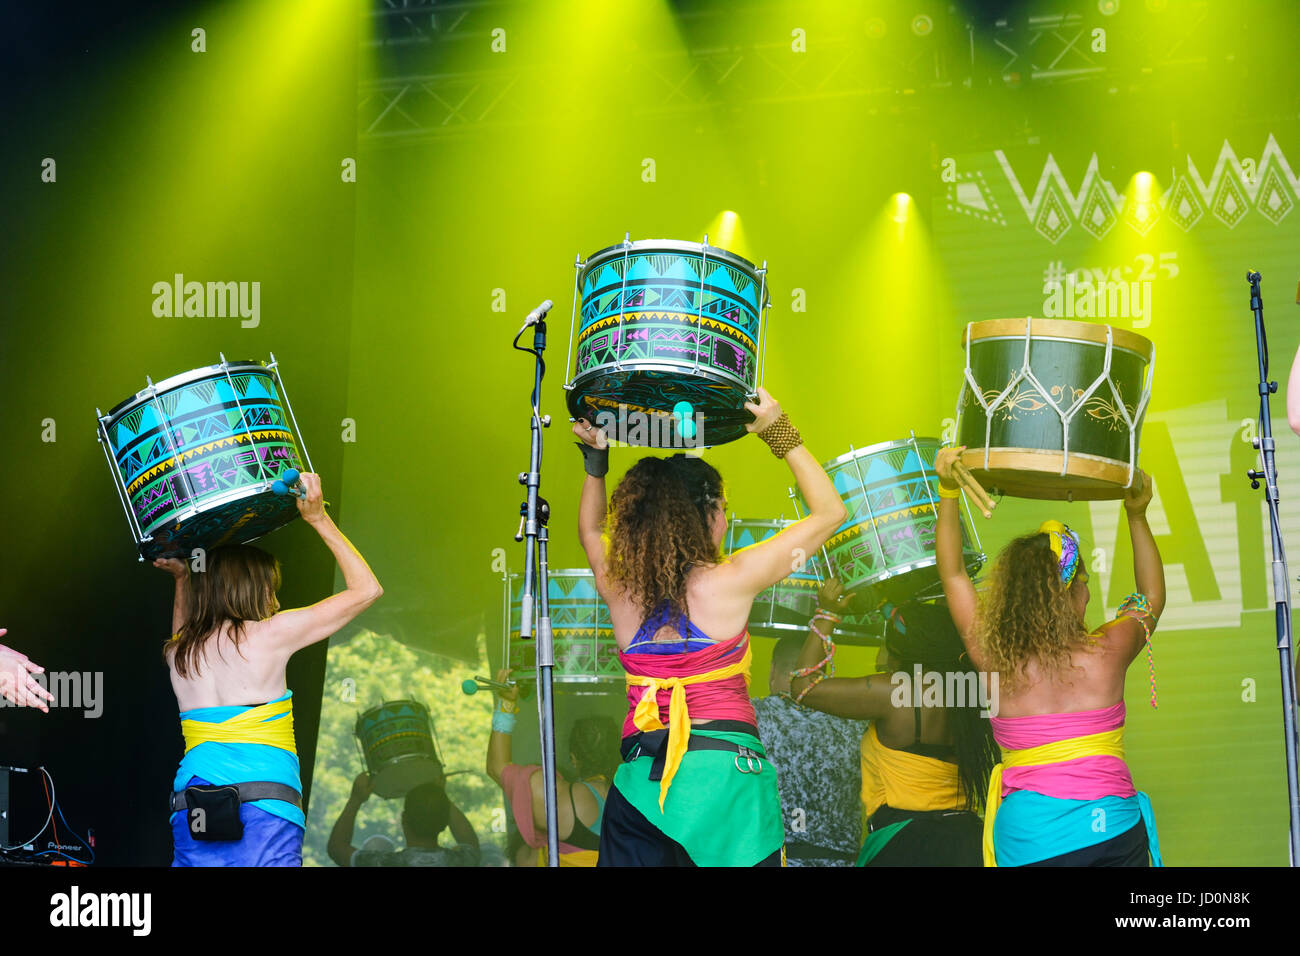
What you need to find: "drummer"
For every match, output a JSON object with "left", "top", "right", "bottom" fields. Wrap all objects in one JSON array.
[
  {"left": 790, "top": 580, "right": 999, "bottom": 866},
  {"left": 158, "top": 473, "right": 383, "bottom": 867},
  {"left": 485, "top": 670, "right": 620, "bottom": 867},
  {"left": 935, "top": 447, "right": 1165, "bottom": 866}
]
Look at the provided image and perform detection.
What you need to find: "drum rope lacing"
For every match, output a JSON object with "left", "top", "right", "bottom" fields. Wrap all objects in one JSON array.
[{"left": 960, "top": 319, "right": 1155, "bottom": 488}]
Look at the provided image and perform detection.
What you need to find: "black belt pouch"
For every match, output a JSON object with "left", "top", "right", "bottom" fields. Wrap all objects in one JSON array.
[{"left": 185, "top": 784, "right": 245, "bottom": 842}]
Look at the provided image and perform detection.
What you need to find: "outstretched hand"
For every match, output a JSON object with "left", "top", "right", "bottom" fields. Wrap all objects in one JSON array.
[
  {"left": 817, "top": 577, "right": 854, "bottom": 614},
  {"left": 935, "top": 445, "right": 965, "bottom": 487},
  {"left": 0, "top": 631, "right": 54, "bottom": 712},
  {"left": 152, "top": 557, "right": 188, "bottom": 579},
  {"left": 1125, "top": 469, "right": 1153, "bottom": 515},
  {"left": 296, "top": 472, "right": 326, "bottom": 523},
  {"left": 744, "top": 387, "right": 783, "bottom": 434},
  {"left": 572, "top": 418, "right": 609, "bottom": 450}
]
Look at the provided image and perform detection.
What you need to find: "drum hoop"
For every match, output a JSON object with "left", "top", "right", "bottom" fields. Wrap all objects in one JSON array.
[
  {"left": 102, "top": 359, "right": 277, "bottom": 424},
  {"left": 579, "top": 239, "right": 764, "bottom": 279},
  {"left": 820, "top": 436, "right": 943, "bottom": 471},
  {"left": 963, "top": 319, "right": 1153, "bottom": 362}
]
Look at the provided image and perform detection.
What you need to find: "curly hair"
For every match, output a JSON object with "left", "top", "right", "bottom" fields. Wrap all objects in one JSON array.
[
  {"left": 606, "top": 454, "right": 724, "bottom": 622},
  {"left": 973, "top": 531, "right": 1088, "bottom": 693}
]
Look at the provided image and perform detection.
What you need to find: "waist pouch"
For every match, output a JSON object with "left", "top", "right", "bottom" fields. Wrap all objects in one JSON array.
[{"left": 172, "top": 782, "right": 302, "bottom": 843}]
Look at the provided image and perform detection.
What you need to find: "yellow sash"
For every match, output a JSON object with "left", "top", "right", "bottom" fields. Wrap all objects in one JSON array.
[
  {"left": 180, "top": 697, "right": 297, "bottom": 755},
  {"left": 859, "top": 724, "right": 964, "bottom": 820},
  {"left": 982, "top": 727, "right": 1125, "bottom": 867},
  {"left": 625, "top": 641, "right": 753, "bottom": 811},
  {"left": 538, "top": 847, "right": 599, "bottom": 867}
]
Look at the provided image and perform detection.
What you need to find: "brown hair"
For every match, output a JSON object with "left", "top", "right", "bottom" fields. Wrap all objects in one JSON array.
[
  {"left": 973, "top": 531, "right": 1088, "bottom": 692},
  {"left": 606, "top": 454, "right": 724, "bottom": 622},
  {"left": 166, "top": 545, "right": 281, "bottom": 679}
]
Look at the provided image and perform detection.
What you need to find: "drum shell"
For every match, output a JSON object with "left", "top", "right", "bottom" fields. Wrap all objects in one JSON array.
[
  {"left": 723, "top": 517, "right": 882, "bottom": 643},
  {"left": 504, "top": 570, "right": 622, "bottom": 682},
  {"left": 99, "top": 361, "right": 306, "bottom": 559},
  {"left": 797, "top": 438, "right": 984, "bottom": 610},
  {"left": 566, "top": 240, "right": 767, "bottom": 448},
  {"left": 956, "top": 319, "right": 1154, "bottom": 500},
  {"left": 354, "top": 700, "right": 442, "bottom": 799}
]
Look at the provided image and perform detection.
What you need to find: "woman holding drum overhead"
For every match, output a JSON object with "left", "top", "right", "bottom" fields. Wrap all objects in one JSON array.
[
  {"left": 159, "top": 473, "right": 383, "bottom": 867},
  {"left": 572, "top": 387, "right": 847, "bottom": 867},
  {"left": 934, "top": 446, "right": 1166, "bottom": 867},
  {"left": 789, "top": 580, "right": 999, "bottom": 867}
]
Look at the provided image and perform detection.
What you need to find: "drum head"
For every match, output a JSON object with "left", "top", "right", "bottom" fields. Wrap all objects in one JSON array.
[
  {"left": 140, "top": 488, "right": 299, "bottom": 559},
  {"left": 567, "top": 367, "right": 753, "bottom": 448}
]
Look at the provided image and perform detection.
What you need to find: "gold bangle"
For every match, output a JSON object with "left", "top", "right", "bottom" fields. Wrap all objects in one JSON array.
[
  {"left": 756, "top": 412, "right": 802, "bottom": 459},
  {"left": 937, "top": 483, "right": 960, "bottom": 499}
]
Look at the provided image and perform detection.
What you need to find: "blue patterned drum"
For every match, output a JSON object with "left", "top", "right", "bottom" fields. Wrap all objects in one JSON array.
[
  {"left": 504, "top": 570, "right": 622, "bottom": 682},
  {"left": 96, "top": 355, "right": 311, "bottom": 560},
  {"left": 564, "top": 238, "right": 770, "bottom": 448},
  {"left": 796, "top": 436, "right": 985, "bottom": 611},
  {"left": 724, "top": 517, "right": 882, "bottom": 644}
]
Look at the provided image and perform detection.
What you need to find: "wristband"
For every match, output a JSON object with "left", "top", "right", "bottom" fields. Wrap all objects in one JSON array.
[
  {"left": 492, "top": 711, "right": 517, "bottom": 734},
  {"left": 575, "top": 442, "right": 609, "bottom": 478},
  {"left": 756, "top": 412, "right": 802, "bottom": 459},
  {"left": 937, "top": 483, "right": 960, "bottom": 499}
]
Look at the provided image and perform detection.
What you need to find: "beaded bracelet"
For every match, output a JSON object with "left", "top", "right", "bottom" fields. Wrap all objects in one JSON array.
[
  {"left": 791, "top": 612, "right": 838, "bottom": 705},
  {"left": 1119, "top": 592, "right": 1157, "bottom": 709},
  {"left": 756, "top": 413, "right": 803, "bottom": 459}
]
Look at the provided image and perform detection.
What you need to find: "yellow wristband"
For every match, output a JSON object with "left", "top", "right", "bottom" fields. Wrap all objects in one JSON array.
[{"left": 937, "top": 483, "right": 960, "bottom": 499}]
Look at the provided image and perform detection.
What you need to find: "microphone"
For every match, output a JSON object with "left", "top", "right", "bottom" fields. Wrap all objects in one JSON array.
[
  {"left": 525, "top": 299, "right": 554, "bottom": 326},
  {"left": 272, "top": 468, "right": 305, "bottom": 499}
]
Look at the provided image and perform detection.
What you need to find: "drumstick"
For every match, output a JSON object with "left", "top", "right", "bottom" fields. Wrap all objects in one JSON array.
[{"left": 952, "top": 461, "right": 997, "bottom": 518}]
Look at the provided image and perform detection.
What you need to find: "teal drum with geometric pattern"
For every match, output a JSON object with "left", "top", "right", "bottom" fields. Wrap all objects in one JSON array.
[
  {"left": 96, "top": 356, "right": 309, "bottom": 560},
  {"left": 565, "top": 238, "right": 770, "bottom": 448},
  {"left": 354, "top": 700, "right": 442, "bottom": 799},
  {"left": 796, "top": 436, "right": 985, "bottom": 613},
  {"left": 504, "top": 570, "right": 623, "bottom": 682},
  {"left": 723, "top": 516, "right": 883, "bottom": 644}
]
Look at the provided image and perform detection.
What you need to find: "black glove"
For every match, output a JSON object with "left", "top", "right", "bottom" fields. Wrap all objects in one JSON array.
[{"left": 575, "top": 442, "right": 609, "bottom": 478}]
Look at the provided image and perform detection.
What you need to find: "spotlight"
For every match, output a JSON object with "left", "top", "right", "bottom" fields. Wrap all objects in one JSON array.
[
  {"left": 1098, "top": 0, "right": 1119, "bottom": 15},
  {"left": 911, "top": 14, "right": 933, "bottom": 37},
  {"left": 865, "top": 17, "right": 887, "bottom": 39},
  {"left": 890, "top": 192, "right": 911, "bottom": 224}
]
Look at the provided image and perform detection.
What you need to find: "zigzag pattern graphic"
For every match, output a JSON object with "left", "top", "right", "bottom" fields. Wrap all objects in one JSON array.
[
  {"left": 126, "top": 428, "right": 293, "bottom": 496},
  {"left": 577, "top": 311, "right": 756, "bottom": 350},
  {"left": 994, "top": 135, "right": 1300, "bottom": 242}
]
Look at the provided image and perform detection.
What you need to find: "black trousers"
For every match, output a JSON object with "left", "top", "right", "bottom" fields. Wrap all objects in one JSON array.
[
  {"left": 1023, "top": 817, "right": 1151, "bottom": 866},
  {"left": 865, "top": 805, "right": 984, "bottom": 867},
  {"left": 596, "top": 784, "right": 782, "bottom": 867}
]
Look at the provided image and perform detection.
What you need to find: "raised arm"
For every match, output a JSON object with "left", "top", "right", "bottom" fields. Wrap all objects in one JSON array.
[
  {"left": 934, "top": 446, "right": 983, "bottom": 667},
  {"left": 1103, "top": 470, "right": 1166, "bottom": 665},
  {"left": 723, "top": 389, "right": 848, "bottom": 597},
  {"left": 326, "top": 772, "right": 373, "bottom": 867},
  {"left": 154, "top": 558, "right": 190, "bottom": 635},
  {"left": 262, "top": 473, "right": 383, "bottom": 656},
  {"left": 485, "top": 668, "right": 518, "bottom": 784},
  {"left": 788, "top": 580, "right": 894, "bottom": 720}
]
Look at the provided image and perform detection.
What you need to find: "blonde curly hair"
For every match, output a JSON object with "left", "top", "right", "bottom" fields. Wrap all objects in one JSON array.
[{"left": 973, "top": 530, "right": 1088, "bottom": 692}]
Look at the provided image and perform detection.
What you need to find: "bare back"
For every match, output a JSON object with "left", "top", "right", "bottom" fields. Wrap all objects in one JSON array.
[
  {"left": 605, "top": 561, "right": 759, "bottom": 651},
  {"left": 167, "top": 620, "right": 290, "bottom": 711},
  {"left": 992, "top": 619, "right": 1142, "bottom": 718}
]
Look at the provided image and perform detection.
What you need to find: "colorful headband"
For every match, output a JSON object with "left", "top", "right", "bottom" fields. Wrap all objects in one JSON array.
[{"left": 1039, "top": 520, "right": 1081, "bottom": 587}]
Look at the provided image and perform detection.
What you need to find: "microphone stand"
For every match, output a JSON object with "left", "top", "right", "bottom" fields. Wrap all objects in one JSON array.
[
  {"left": 512, "top": 300, "right": 560, "bottom": 867},
  {"left": 1244, "top": 270, "right": 1300, "bottom": 865}
]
